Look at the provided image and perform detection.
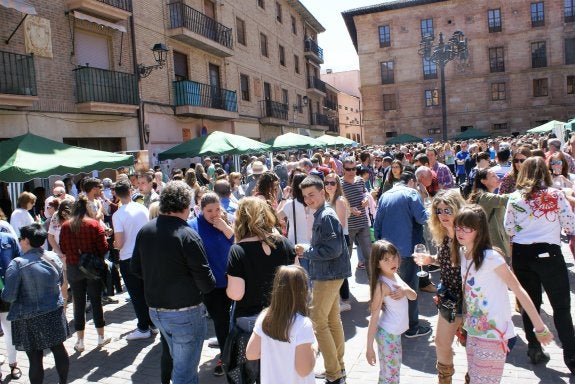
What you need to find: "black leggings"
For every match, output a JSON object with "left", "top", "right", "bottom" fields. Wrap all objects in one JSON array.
[{"left": 26, "top": 343, "right": 69, "bottom": 384}]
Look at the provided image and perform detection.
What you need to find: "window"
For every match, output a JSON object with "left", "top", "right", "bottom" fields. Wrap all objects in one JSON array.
[
  {"left": 276, "top": 2, "right": 282, "bottom": 23},
  {"left": 281, "top": 88, "right": 288, "bottom": 105},
  {"left": 296, "top": 94, "right": 303, "bottom": 112},
  {"left": 425, "top": 89, "right": 440, "bottom": 106},
  {"left": 380, "top": 61, "right": 394, "bottom": 84},
  {"left": 533, "top": 78, "right": 549, "bottom": 97},
  {"left": 385, "top": 131, "right": 397, "bottom": 138},
  {"left": 421, "top": 18, "right": 433, "bottom": 38},
  {"left": 257, "top": 0, "right": 265, "bottom": 9},
  {"left": 488, "top": 9, "right": 502, "bottom": 32},
  {"left": 493, "top": 123, "right": 508, "bottom": 130},
  {"left": 531, "top": 2, "right": 545, "bottom": 27},
  {"left": 428, "top": 128, "right": 441, "bottom": 134},
  {"left": 531, "top": 41, "right": 547, "bottom": 68},
  {"left": 173, "top": 51, "right": 188, "bottom": 81},
  {"left": 378, "top": 25, "right": 390, "bottom": 47},
  {"left": 423, "top": 58, "right": 437, "bottom": 79},
  {"left": 568, "top": 76, "right": 575, "bottom": 94},
  {"left": 383, "top": 94, "right": 396, "bottom": 110},
  {"left": 294, "top": 55, "right": 300, "bottom": 74},
  {"left": 291, "top": 15, "right": 297, "bottom": 34},
  {"left": 240, "top": 74, "right": 250, "bottom": 101},
  {"left": 567, "top": 0, "right": 575, "bottom": 22},
  {"left": 279, "top": 45, "right": 285, "bottom": 66},
  {"left": 491, "top": 82, "right": 506, "bottom": 100},
  {"left": 260, "top": 33, "right": 268, "bottom": 57},
  {"left": 236, "top": 18, "right": 246, "bottom": 46},
  {"left": 489, "top": 47, "right": 505, "bottom": 72},
  {"left": 566, "top": 38, "right": 575, "bottom": 65}
]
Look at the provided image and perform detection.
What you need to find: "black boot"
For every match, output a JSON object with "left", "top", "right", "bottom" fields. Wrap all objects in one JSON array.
[{"left": 527, "top": 345, "right": 550, "bottom": 364}]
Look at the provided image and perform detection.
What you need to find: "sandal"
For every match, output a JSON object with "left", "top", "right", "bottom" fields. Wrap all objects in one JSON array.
[{"left": 9, "top": 364, "right": 22, "bottom": 380}]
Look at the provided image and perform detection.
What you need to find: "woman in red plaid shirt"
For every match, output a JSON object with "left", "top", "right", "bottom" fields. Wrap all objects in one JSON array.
[{"left": 59, "top": 195, "right": 110, "bottom": 353}]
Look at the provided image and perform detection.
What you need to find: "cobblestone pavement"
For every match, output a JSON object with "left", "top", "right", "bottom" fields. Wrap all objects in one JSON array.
[{"left": 1, "top": 244, "right": 575, "bottom": 384}]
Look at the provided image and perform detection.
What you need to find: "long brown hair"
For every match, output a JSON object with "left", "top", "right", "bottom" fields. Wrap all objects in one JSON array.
[
  {"left": 69, "top": 195, "right": 90, "bottom": 233},
  {"left": 515, "top": 156, "right": 552, "bottom": 200},
  {"left": 510, "top": 146, "right": 532, "bottom": 177},
  {"left": 428, "top": 189, "right": 465, "bottom": 244},
  {"left": 261, "top": 265, "right": 309, "bottom": 342},
  {"left": 234, "top": 197, "right": 279, "bottom": 248},
  {"left": 451, "top": 205, "right": 492, "bottom": 270},
  {"left": 369, "top": 240, "right": 400, "bottom": 308}
]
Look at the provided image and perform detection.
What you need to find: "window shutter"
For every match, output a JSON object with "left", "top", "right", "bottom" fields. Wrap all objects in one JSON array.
[{"left": 75, "top": 30, "right": 110, "bottom": 69}]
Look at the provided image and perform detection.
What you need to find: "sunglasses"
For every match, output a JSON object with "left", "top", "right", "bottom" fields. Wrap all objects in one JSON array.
[
  {"left": 454, "top": 226, "right": 475, "bottom": 233},
  {"left": 550, "top": 160, "right": 563, "bottom": 166},
  {"left": 344, "top": 167, "right": 356, "bottom": 172},
  {"left": 513, "top": 158, "right": 526, "bottom": 164},
  {"left": 324, "top": 181, "right": 338, "bottom": 187},
  {"left": 435, "top": 207, "right": 453, "bottom": 215}
]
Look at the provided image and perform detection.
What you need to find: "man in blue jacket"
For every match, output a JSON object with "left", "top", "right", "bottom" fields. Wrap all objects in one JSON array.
[{"left": 296, "top": 176, "right": 351, "bottom": 384}]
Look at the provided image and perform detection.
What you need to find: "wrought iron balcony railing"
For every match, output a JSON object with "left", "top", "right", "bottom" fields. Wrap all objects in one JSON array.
[
  {"left": 312, "top": 113, "right": 330, "bottom": 126},
  {"left": 260, "top": 100, "right": 288, "bottom": 120},
  {"left": 0, "top": 50, "right": 37, "bottom": 96},
  {"left": 307, "top": 76, "right": 326, "bottom": 93},
  {"left": 323, "top": 99, "right": 337, "bottom": 110},
  {"left": 168, "top": 1, "right": 233, "bottom": 49},
  {"left": 304, "top": 38, "right": 324, "bottom": 61},
  {"left": 97, "top": 0, "right": 132, "bottom": 12},
  {"left": 74, "top": 66, "right": 138, "bottom": 105},
  {"left": 174, "top": 80, "right": 237, "bottom": 112}
]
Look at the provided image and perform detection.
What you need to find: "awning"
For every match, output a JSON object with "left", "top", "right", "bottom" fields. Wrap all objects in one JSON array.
[
  {"left": 71, "top": 11, "right": 127, "bottom": 33},
  {"left": 0, "top": 0, "right": 36, "bottom": 14}
]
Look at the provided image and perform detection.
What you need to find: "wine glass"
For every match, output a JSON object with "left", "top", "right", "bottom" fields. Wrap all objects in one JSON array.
[{"left": 413, "top": 244, "right": 429, "bottom": 278}]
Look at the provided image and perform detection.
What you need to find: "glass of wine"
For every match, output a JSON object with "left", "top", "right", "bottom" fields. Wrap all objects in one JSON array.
[{"left": 413, "top": 244, "right": 429, "bottom": 278}]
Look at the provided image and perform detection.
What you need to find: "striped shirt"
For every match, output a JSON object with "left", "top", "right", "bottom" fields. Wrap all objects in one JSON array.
[{"left": 342, "top": 177, "right": 368, "bottom": 230}]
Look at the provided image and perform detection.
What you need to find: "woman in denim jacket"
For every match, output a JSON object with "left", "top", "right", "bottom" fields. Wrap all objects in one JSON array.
[{"left": 2, "top": 223, "right": 69, "bottom": 384}]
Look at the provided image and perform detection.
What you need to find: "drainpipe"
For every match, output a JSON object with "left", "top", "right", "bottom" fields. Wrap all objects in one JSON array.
[{"left": 129, "top": 14, "right": 145, "bottom": 150}]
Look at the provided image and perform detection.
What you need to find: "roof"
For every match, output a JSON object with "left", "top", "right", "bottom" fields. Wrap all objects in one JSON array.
[
  {"left": 287, "top": 0, "right": 325, "bottom": 33},
  {"left": 342, "top": 0, "right": 448, "bottom": 51}
]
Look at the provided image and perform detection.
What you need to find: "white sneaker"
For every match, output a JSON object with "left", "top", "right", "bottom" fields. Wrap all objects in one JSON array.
[
  {"left": 126, "top": 329, "right": 152, "bottom": 340},
  {"left": 74, "top": 339, "right": 85, "bottom": 353},
  {"left": 339, "top": 301, "right": 352, "bottom": 312},
  {"left": 97, "top": 335, "right": 111, "bottom": 347}
]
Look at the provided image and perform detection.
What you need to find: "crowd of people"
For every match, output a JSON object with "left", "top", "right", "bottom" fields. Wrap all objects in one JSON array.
[{"left": 0, "top": 133, "right": 574, "bottom": 383}]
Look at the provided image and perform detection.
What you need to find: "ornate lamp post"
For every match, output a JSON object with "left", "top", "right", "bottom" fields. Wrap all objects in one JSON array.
[{"left": 419, "top": 31, "right": 468, "bottom": 142}]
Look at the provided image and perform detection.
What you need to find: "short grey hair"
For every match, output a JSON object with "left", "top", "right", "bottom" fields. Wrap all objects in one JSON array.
[
  {"left": 415, "top": 166, "right": 432, "bottom": 179},
  {"left": 160, "top": 181, "right": 193, "bottom": 214}
]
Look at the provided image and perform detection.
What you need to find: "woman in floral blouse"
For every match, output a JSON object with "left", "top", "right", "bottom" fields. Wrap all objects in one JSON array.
[
  {"left": 504, "top": 156, "right": 575, "bottom": 372},
  {"left": 414, "top": 189, "right": 466, "bottom": 384}
]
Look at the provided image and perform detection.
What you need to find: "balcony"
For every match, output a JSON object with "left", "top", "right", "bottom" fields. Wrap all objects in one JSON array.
[
  {"left": 174, "top": 80, "right": 238, "bottom": 119},
  {"left": 307, "top": 76, "right": 326, "bottom": 97},
  {"left": 323, "top": 99, "right": 337, "bottom": 111},
  {"left": 74, "top": 66, "right": 139, "bottom": 114},
  {"left": 66, "top": 0, "right": 132, "bottom": 22},
  {"left": 304, "top": 38, "right": 324, "bottom": 64},
  {"left": 327, "top": 117, "right": 339, "bottom": 133},
  {"left": 0, "top": 50, "right": 38, "bottom": 108},
  {"left": 259, "top": 100, "right": 288, "bottom": 126},
  {"left": 167, "top": 2, "right": 233, "bottom": 57}
]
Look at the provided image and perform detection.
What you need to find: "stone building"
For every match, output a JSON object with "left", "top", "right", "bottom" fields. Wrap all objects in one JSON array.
[
  {"left": 342, "top": 0, "right": 575, "bottom": 144},
  {"left": 322, "top": 69, "right": 363, "bottom": 142},
  {"left": 0, "top": 0, "right": 328, "bottom": 165}
]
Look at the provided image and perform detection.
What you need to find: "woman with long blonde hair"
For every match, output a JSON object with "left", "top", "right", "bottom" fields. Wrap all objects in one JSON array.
[{"left": 226, "top": 197, "right": 295, "bottom": 319}]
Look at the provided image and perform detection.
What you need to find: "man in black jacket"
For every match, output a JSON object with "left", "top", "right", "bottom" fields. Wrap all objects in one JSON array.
[{"left": 132, "top": 181, "right": 215, "bottom": 384}]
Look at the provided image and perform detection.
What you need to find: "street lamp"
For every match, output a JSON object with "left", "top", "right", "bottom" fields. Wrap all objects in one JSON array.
[
  {"left": 419, "top": 31, "right": 468, "bottom": 142},
  {"left": 137, "top": 43, "right": 169, "bottom": 78}
]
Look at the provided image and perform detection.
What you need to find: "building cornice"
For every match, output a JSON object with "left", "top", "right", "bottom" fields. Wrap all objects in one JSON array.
[{"left": 286, "top": 0, "right": 326, "bottom": 33}]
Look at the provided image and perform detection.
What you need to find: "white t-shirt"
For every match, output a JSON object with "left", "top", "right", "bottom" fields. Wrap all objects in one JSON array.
[
  {"left": 112, "top": 202, "right": 149, "bottom": 260},
  {"left": 254, "top": 312, "right": 316, "bottom": 384},
  {"left": 9, "top": 208, "right": 34, "bottom": 237},
  {"left": 461, "top": 249, "right": 515, "bottom": 341},
  {"left": 378, "top": 274, "right": 409, "bottom": 335},
  {"left": 282, "top": 199, "right": 313, "bottom": 245}
]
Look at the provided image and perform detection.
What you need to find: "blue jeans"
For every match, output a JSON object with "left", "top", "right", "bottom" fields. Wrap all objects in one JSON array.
[
  {"left": 399, "top": 257, "right": 419, "bottom": 332},
  {"left": 149, "top": 305, "right": 207, "bottom": 384}
]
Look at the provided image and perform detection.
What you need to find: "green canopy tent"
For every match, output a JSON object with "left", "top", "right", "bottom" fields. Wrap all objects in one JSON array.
[
  {"left": 566, "top": 119, "right": 575, "bottom": 131},
  {"left": 265, "top": 132, "right": 325, "bottom": 151},
  {"left": 158, "top": 131, "right": 271, "bottom": 160},
  {"left": 451, "top": 127, "right": 490, "bottom": 140},
  {"left": 0, "top": 133, "right": 134, "bottom": 182},
  {"left": 526, "top": 120, "right": 565, "bottom": 134},
  {"left": 315, "top": 134, "right": 357, "bottom": 147},
  {"left": 386, "top": 134, "right": 422, "bottom": 145}
]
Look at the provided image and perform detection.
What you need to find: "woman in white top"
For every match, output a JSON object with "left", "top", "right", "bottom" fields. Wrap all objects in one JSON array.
[
  {"left": 9, "top": 192, "right": 37, "bottom": 237},
  {"left": 277, "top": 173, "right": 313, "bottom": 247},
  {"left": 246, "top": 265, "right": 316, "bottom": 384},
  {"left": 504, "top": 157, "right": 575, "bottom": 371},
  {"left": 48, "top": 199, "right": 73, "bottom": 306}
]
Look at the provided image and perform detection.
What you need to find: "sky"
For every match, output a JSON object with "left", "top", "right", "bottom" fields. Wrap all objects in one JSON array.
[{"left": 300, "top": 0, "right": 387, "bottom": 72}]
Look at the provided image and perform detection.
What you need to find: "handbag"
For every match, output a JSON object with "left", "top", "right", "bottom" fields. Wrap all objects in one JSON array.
[
  {"left": 434, "top": 282, "right": 461, "bottom": 323},
  {"left": 79, "top": 252, "right": 106, "bottom": 280}
]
